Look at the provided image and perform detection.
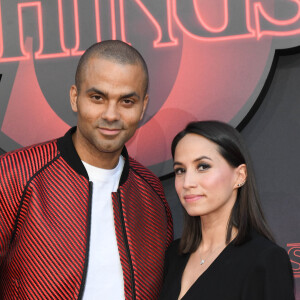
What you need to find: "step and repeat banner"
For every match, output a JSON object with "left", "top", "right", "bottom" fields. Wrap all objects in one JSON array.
[{"left": 0, "top": 0, "right": 300, "bottom": 297}]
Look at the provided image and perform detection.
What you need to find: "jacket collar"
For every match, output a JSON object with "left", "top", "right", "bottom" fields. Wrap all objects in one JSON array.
[{"left": 57, "top": 127, "right": 130, "bottom": 185}]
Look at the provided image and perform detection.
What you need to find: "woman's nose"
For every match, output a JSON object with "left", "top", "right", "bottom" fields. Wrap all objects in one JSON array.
[{"left": 183, "top": 170, "right": 197, "bottom": 189}]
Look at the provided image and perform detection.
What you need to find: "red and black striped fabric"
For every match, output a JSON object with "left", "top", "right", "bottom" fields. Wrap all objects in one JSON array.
[
  {"left": 0, "top": 128, "right": 173, "bottom": 299},
  {"left": 113, "top": 157, "right": 173, "bottom": 300}
]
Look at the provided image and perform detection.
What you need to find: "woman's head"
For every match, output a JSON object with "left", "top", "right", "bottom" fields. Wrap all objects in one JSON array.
[
  {"left": 171, "top": 121, "right": 273, "bottom": 253},
  {"left": 173, "top": 132, "right": 248, "bottom": 229},
  {"left": 172, "top": 121, "right": 248, "bottom": 167}
]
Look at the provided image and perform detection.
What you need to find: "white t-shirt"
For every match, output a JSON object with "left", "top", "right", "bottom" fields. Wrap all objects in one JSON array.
[{"left": 82, "top": 157, "right": 125, "bottom": 300}]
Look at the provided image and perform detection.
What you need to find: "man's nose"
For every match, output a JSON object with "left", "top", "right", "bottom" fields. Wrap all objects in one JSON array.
[{"left": 101, "top": 102, "right": 120, "bottom": 122}]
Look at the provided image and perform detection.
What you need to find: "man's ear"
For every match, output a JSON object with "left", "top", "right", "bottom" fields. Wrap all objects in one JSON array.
[
  {"left": 70, "top": 85, "right": 78, "bottom": 112},
  {"left": 235, "top": 164, "right": 247, "bottom": 189},
  {"left": 140, "top": 94, "right": 149, "bottom": 121}
]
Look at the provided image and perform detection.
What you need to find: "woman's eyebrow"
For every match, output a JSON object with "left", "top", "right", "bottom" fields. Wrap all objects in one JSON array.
[
  {"left": 193, "top": 156, "right": 212, "bottom": 163},
  {"left": 173, "top": 156, "right": 212, "bottom": 167},
  {"left": 173, "top": 161, "right": 182, "bottom": 167}
]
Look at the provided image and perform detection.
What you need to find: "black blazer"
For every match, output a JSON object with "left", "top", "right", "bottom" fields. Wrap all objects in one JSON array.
[{"left": 160, "top": 231, "right": 295, "bottom": 300}]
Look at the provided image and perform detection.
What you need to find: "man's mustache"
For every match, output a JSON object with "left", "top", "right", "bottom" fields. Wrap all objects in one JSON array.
[{"left": 97, "top": 121, "right": 124, "bottom": 130}]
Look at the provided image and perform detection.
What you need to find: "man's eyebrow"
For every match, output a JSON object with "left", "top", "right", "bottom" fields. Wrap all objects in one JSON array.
[
  {"left": 86, "top": 87, "right": 106, "bottom": 96},
  {"left": 85, "top": 88, "right": 140, "bottom": 100},
  {"left": 121, "top": 92, "right": 140, "bottom": 100}
]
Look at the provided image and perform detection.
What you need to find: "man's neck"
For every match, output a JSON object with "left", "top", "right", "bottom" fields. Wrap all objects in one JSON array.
[{"left": 72, "top": 132, "right": 122, "bottom": 169}]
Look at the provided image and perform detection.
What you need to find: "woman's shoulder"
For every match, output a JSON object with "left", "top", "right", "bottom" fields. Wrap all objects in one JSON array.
[
  {"left": 236, "top": 231, "right": 291, "bottom": 267},
  {"left": 165, "top": 238, "right": 190, "bottom": 263},
  {"left": 245, "top": 231, "right": 287, "bottom": 253},
  {"left": 166, "top": 238, "right": 181, "bottom": 257},
  {"left": 237, "top": 232, "right": 295, "bottom": 299},
  {"left": 163, "top": 238, "right": 187, "bottom": 276}
]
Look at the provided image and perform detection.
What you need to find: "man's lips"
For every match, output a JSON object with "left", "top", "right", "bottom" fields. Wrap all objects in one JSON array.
[
  {"left": 183, "top": 194, "right": 204, "bottom": 203},
  {"left": 98, "top": 127, "right": 122, "bottom": 136}
]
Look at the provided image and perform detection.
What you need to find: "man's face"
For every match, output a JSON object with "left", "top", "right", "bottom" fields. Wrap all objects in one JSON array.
[{"left": 70, "top": 57, "right": 148, "bottom": 168}]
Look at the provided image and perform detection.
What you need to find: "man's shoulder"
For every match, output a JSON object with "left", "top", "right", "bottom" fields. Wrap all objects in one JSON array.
[
  {"left": 127, "top": 156, "right": 164, "bottom": 193},
  {"left": 0, "top": 138, "right": 59, "bottom": 166},
  {"left": 128, "top": 156, "right": 160, "bottom": 182}
]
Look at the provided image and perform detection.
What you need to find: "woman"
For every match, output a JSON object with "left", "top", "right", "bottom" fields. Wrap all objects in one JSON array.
[{"left": 160, "top": 121, "right": 294, "bottom": 300}]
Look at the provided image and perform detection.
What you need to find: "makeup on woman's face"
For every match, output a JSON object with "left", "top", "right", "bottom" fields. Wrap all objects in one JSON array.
[{"left": 173, "top": 133, "right": 240, "bottom": 218}]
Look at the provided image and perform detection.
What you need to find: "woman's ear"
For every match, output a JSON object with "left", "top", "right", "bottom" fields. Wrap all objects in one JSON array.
[{"left": 235, "top": 164, "right": 247, "bottom": 188}]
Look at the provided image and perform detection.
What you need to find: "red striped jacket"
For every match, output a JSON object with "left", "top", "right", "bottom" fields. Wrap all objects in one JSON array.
[{"left": 0, "top": 127, "right": 173, "bottom": 299}]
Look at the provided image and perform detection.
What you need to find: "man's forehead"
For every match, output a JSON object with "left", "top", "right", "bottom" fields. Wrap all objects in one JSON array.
[
  {"left": 86, "top": 55, "right": 141, "bottom": 69},
  {"left": 83, "top": 57, "right": 143, "bottom": 80},
  {"left": 81, "top": 56, "right": 147, "bottom": 88}
]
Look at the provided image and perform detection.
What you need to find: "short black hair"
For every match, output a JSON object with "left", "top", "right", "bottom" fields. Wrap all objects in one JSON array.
[
  {"left": 172, "top": 121, "right": 274, "bottom": 254},
  {"left": 75, "top": 40, "right": 149, "bottom": 96}
]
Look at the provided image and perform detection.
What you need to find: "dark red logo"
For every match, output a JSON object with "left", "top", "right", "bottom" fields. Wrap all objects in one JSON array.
[{"left": 287, "top": 243, "right": 300, "bottom": 278}]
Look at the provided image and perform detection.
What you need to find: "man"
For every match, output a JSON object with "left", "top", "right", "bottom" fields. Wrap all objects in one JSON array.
[{"left": 0, "top": 40, "right": 173, "bottom": 299}]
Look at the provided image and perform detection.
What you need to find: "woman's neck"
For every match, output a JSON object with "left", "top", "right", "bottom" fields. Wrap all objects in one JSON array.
[{"left": 200, "top": 216, "right": 237, "bottom": 251}]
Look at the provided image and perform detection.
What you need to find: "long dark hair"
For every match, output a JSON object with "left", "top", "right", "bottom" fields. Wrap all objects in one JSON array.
[{"left": 171, "top": 121, "right": 274, "bottom": 254}]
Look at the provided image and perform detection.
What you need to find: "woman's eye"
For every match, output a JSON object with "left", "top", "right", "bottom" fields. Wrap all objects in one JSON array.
[
  {"left": 197, "top": 163, "right": 210, "bottom": 171},
  {"left": 174, "top": 168, "right": 185, "bottom": 175}
]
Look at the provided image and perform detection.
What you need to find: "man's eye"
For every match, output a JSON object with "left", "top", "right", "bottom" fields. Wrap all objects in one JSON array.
[
  {"left": 122, "top": 99, "right": 134, "bottom": 105},
  {"left": 197, "top": 163, "right": 210, "bottom": 171},
  {"left": 174, "top": 168, "right": 185, "bottom": 176},
  {"left": 91, "top": 95, "right": 103, "bottom": 101}
]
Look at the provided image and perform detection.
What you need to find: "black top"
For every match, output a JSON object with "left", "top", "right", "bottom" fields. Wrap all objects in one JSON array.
[{"left": 160, "top": 232, "right": 295, "bottom": 300}]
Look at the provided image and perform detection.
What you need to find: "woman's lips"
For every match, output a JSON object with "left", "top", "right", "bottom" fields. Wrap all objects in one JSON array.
[{"left": 183, "top": 194, "right": 204, "bottom": 203}]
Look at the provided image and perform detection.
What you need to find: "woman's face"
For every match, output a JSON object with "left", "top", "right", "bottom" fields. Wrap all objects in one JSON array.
[{"left": 173, "top": 133, "right": 245, "bottom": 219}]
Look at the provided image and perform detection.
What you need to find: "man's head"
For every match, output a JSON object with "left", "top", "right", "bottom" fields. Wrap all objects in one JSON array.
[
  {"left": 75, "top": 40, "right": 149, "bottom": 96},
  {"left": 70, "top": 40, "right": 149, "bottom": 169}
]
